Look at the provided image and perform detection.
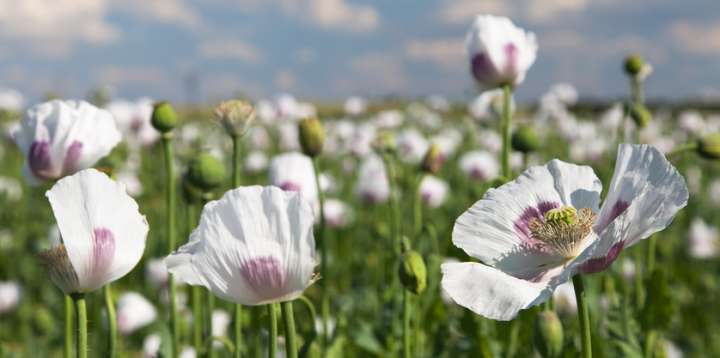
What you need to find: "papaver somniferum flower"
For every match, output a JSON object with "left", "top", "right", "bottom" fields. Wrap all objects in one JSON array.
[
  {"left": 442, "top": 144, "right": 687, "bottom": 320},
  {"left": 466, "top": 15, "right": 537, "bottom": 89},
  {"left": 165, "top": 186, "right": 317, "bottom": 305},
  {"left": 40, "top": 169, "right": 149, "bottom": 294},
  {"left": 116, "top": 291, "right": 157, "bottom": 335},
  {"left": 11, "top": 100, "right": 122, "bottom": 184},
  {"left": 269, "top": 152, "right": 319, "bottom": 210}
]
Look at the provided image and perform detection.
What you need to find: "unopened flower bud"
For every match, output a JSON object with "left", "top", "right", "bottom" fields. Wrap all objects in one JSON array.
[
  {"left": 511, "top": 125, "right": 540, "bottom": 153},
  {"left": 214, "top": 100, "right": 255, "bottom": 137},
  {"left": 697, "top": 133, "right": 720, "bottom": 160},
  {"left": 629, "top": 103, "right": 651, "bottom": 128},
  {"left": 373, "top": 131, "right": 397, "bottom": 154},
  {"left": 421, "top": 143, "right": 443, "bottom": 174},
  {"left": 535, "top": 311, "right": 564, "bottom": 358},
  {"left": 624, "top": 54, "right": 645, "bottom": 77},
  {"left": 398, "top": 250, "right": 427, "bottom": 295},
  {"left": 151, "top": 101, "right": 177, "bottom": 133},
  {"left": 186, "top": 154, "right": 226, "bottom": 192},
  {"left": 298, "top": 117, "right": 325, "bottom": 157}
]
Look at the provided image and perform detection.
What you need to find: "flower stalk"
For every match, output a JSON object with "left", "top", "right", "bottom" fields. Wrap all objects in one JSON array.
[
  {"left": 281, "top": 301, "right": 298, "bottom": 358},
  {"left": 72, "top": 293, "right": 87, "bottom": 358},
  {"left": 161, "top": 133, "right": 180, "bottom": 357},
  {"left": 269, "top": 304, "right": 278, "bottom": 358},
  {"left": 104, "top": 284, "right": 117, "bottom": 358},
  {"left": 573, "top": 275, "right": 592, "bottom": 358},
  {"left": 311, "top": 157, "right": 330, "bottom": 352},
  {"left": 501, "top": 84, "right": 512, "bottom": 179},
  {"left": 65, "top": 295, "right": 73, "bottom": 358},
  {"left": 232, "top": 134, "right": 243, "bottom": 358}
]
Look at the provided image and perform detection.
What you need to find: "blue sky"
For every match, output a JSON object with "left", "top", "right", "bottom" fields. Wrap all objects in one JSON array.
[{"left": 0, "top": 0, "right": 719, "bottom": 104}]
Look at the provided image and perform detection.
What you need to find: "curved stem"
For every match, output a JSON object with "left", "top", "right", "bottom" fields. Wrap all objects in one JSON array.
[
  {"left": 311, "top": 158, "right": 329, "bottom": 353},
  {"left": 413, "top": 174, "right": 423, "bottom": 237},
  {"left": 268, "top": 304, "right": 278, "bottom": 358},
  {"left": 501, "top": 84, "right": 512, "bottom": 179},
  {"left": 232, "top": 134, "right": 242, "bottom": 188},
  {"left": 65, "top": 295, "right": 74, "bottom": 358},
  {"left": 232, "top": 135, "right": 245, "bottom": 358},
  {"left": 162, "top": 135, "right": 179, "bottom": 358},
  {"left": 192, "top": 286, "right": 203, "bottom": 354},
  {"left": 573, "top": 275, "right": 592, "bottom": 358},
  {"left": 72, "top": 294, "right": 87, "bottom": 358},
  {"left": 402, "top": 290, "right": 411, "bottom": 358},
  {"left": 281, "top": 301, "right": 298, "bottom": 358},
  {"left": 104, "top": 284, "right": 117, "bottom": 358},
  {"left": 206, "top": 293, "right": 216, "bottom": 358},
  {"left": 644, "top": 329, "right": 657, "bottom": 358}
]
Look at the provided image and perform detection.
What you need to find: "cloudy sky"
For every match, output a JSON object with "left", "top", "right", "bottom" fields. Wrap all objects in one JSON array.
[{"left": 0, "top": 0, "right": 719, "bottom": 103}]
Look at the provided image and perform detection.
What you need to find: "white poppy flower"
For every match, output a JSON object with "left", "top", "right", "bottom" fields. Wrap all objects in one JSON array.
[
  {"left": 419, "top": 175, "right": 449, "bottom": 208},
  {"left": 11, "top": 100, "right": 122, "bottom": 184},
  {"left": 0, "top": 281, "right": 21, "bottom": 315},
  {"left": 688, "top": 218, "right": 718, "bottom": 259},
  {"left": 269, "top": 152, "right": 319, "bottom": 211},
  {"left": 212, "top": 309, "right": 231, "bottom": 338},
  {"left": 0, "top": 176, "right": 22, "bottom": 201},
  {"left": 552, "top": 282, "right": 576, "bottom": 315},
  {"left": 459, "top": 150, "right": 499, "bottom": 181},
  {"left": 466, "top": 15, "right": 537, "bottom": 89},
  {"left": 166, "top": 186, "right": 317, "bottom": 305},
  {"left": 442, "top": 144, "right": 687, "bottom": 320},
  {"left": 105, "top": 98, "right": 158, "bottom": 147},
  {"left": 344, "top": 96, "right": 367, "bottom": 116},
  {"left": 245, "top": 151, "right": 269, "bottom": 173},
  {"left": 430, "top": 128, "right": 462, "bottom": 159},
  {"left": 40, "top": 169, "right": 149, "bottom": 294},
  {"left": 116, "top": 169, "right": 143, "bottom": 197},
  {"left": 468, "top": 89, "right": 507, "bottom": 120},
  {"left": 355, "top": 154, "right": 390, "bottom": 204},
  {"left": 117, "top": 291, "right": 157, "bottom": 335},
  {"left": 145, "top": 258, "right": 169, "bottom": 288},
  {"left": 143, "top": 333, "right": 161, "bottom": 357},
  {"left": 323, "top": 199, "right": 353, "bottom": 228},
  {"left": 396, "top": 128, "right": 429, "bottom": 164}
]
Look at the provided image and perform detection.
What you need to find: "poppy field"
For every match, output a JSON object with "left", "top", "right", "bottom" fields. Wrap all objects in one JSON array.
[{"left": 1, "top": 13, "right": 720, "bottom": 358}]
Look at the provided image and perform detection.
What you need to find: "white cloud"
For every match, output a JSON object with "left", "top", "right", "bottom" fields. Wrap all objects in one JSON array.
[
  {"left": 199, "top": 39, "right": 264, "bottom": 63},
  {"left": 438, "top": 0, "right": 597, "bottom": 25},
  {"left": 342, "top": 53, "right": 409, "bottom": 93},
  {"left": 95, "top": 66, "right": 168, "bottom": 85},
  {"left": 668, "top": 21, "right": 720, "bottom": 55},
  {"left": 439, "top": 0, "right": 510, "bottom": 25},
  {"left": 111, "top": 0, "right": 201, "bottom": 28},
  {"left": 0, "top": 0, "right": 118, "bottom": 54},
  {"left": 305, "top": 0, "right": 379, "bottom": 32},
  {"left": 405, "top": 39, "right": 464, "bottom": 70}
]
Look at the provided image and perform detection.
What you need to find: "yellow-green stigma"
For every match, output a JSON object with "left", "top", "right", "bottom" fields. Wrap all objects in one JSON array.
[{"left": 530, "top": 207, "right": 596, "bottom": 259}]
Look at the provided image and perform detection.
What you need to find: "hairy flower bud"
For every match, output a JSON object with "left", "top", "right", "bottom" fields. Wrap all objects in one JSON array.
[
  {"left": 399, "top": 250, "right": 427, "bottom": 295},
  {"left": 697, "top": 133, "right": 720, "bottom": 160},
  {"left": 511, "top": 125, "right": 540, "bottom": 153},
  {"left": 535, "top": 311, "right": 564, "bottom": 358},
  {"left": 214, "top": 100, "right": 255, "bottom": 137},
  {"left": 151, "top": 101, "right": 177, "bottom": 133},
  {"left": 629, "top": 103, "right": 651, "bottom": 128},
  {"left": 298, "top": 117, "right": 325, "bottom": 157},
  {"left": 421, "top": 143, "right": 443, "bottom": 174},
  {"left": 187, "top": 153, "right": 226, "bottom": 192},
  {"left": 624, "top": 54, "right": 645, "bottom": 77}
]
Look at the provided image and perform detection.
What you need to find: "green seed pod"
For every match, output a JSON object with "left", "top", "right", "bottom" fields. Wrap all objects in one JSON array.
[
  {"left": 373, "top": 131, "right": 397, "bottom": 155},
  {"left": 151, "top": 101, "right": 178, "bottom": 133},
  {"left": 298, "top": 117, "right": 325, "bottom": 157},
  {"left": 629, "top": 103, "right": 651, "bottom": 128},
  {"left": 697, "top": 133, "right": 720, "bottom": 160},
  {"left": 186, "top": 153, "right": 226, "bottom": 192},
  {"left": 182, "top": 173, "right": 204, "bottom": 204},
  {"left": 421, "top": 143, "right": 443, "bottom": 174},
  {"left": 624, "top": 54, "right": 645, "bottom": 77},
  {"left": 535, "top": 311, "right": 564, "bottom": 358},
  {"left": 214, "top": 100, "right": 255, "bottom": 137},
  {"left": 544, "top": 206, "right": 577, "bottom": 225},
  {"left": 511, "top": 125, "right": 540, "bottom": 153},
  {"left": 398, "top": 250, "right": 427, "bottom": 295}
]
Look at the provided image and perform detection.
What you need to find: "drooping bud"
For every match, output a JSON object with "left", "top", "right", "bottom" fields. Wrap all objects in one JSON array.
[
  {"left": 624, "top": 54, "right": 645, "bottom": 77},
  {"left": 298, "top": 117, "right": 325, "bottom": 157},
  {"left": 544, "top": 206, "right": 577, "bottom": 225},
  {"left": 511, "top": 125, "right": 540, "bottom": 153},
  {"left": 421, "top": 143, "right": 443, "bottom": 174},
  {"left": 151, "top": 101, "right": 177, "bottom": 133},
  {"left": 697, "top": 133, "right": 720, "bottom": 160},
  {"left": 186, "top": 153, "right": 226, "bottom": 192},
  {"left": 373, "top": 131, "right": 397, "bottom": 155},
  {"left": 398, "top": 250, "right": 427, "bottom": 295},
  {"left": 534, "top": 311, "right": 564, "bottom": 358},
  {"left": 214, "top": 100, "right": 255, "bottom": 137},
  {"left": 629, "top": 103, "right": 651, "bottom": 128}
]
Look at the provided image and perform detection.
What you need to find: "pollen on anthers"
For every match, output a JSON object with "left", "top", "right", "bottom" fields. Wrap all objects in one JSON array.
[{"left": 528, "top": 206, "right": 596, "bottom": 259}]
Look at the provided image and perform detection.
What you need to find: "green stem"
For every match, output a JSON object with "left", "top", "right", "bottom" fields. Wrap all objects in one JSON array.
[
  {"left": 644, "top": 329, "right": 657, "bottom": 358},
  {"left": 65, "top": 295, "right": 73, "bottom": 358},
  {"left": 413, "top": 174, "right": 423, "bottom": 237},
  {"left": 252, "top": 308, "right": 263, "bottom": 358},
  {"left": 193, "top": 286, "right": 203, "bottom": 355},
  {"left": 501, "top": 84, "right": 512, "bottom": 179},
  {"left": 311, "top": 158, "right": 329, "bottom": 353},
  {"left": 573, "top": 275, "right": 592, "bottom": 358},
  {"left": 269, "top": 304, "right": 278, "bottom": 358},
  {"left": 402, "top": 290, "right": 411, "bottom": 358},
  {"left": 207, "top": 293, "right": 216, "bottom": 358},
  {"left": 383, "top": 154, "right": 402, "bottom": 253},
  {"left": 72, "top": 294, "right": 87, "bottom": 358},
  {"left": 634, "top": 249, "right": 645, "bottom": 307},
  {"left": 162, "top": 134, "right": 179, "bottom": 358},
  {"left": 232, "top": 135, "right": 244, "bottom": 358},
  {"left": 281, "top": 301, "right": 298, "bottom": 358},
  {"left": 646, "top": 235, "right": 656, "bottom": 274},
  {"left": 104, "top": 285, "right": 117, "bottom": 358}
]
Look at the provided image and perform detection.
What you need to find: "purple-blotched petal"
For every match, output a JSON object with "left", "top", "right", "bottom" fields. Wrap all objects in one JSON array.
[
  {"left": 471, "top": 52, "right": 500, "bottom": 85},
  {"left": 240, "top": 256, "right": 287, "bottom": 300},
  {"left": 579, "top": 241, "right": 624, "bottom": 274},
  {"left": 62, "top": 141, "right": 83, "bottom": 175},
  {"left": 513, "top": 201, "right": 560, "bottom": 246},
  {"left": 279, "top": 181, "right": 301, "bottom": 192},
  {"left": 91, "top": 228, "right": 116, "bottom": 280},
  {"left": 29, "top": 140, "right": 53, "bottom": 179},
  {"left": 595, "top": 200, "right": 630, "bottom": 233},
  {"left": 503, "top": 42, "right": 518, "bottom": 76}
]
